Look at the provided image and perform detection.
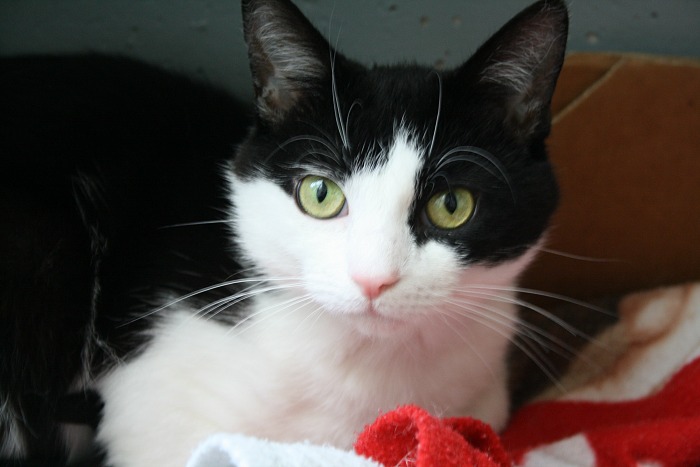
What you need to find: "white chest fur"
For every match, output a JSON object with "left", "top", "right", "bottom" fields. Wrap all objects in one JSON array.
[{"left": 96, "top": 289, "right": 517, "bottom": 467}]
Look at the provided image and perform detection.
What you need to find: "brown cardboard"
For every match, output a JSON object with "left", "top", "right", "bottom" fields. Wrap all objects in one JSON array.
[{"left": 521, "top": 53, "right": 700, "bottom": 301}]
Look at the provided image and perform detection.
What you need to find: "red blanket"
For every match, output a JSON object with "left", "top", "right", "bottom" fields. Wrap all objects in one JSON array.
[{"left": 355, "top": 283, "right": 700, "bottom": 466}]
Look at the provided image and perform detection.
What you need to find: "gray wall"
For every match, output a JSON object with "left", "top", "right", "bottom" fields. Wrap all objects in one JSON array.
[{"left": 1, "top": 1, "right": 699, "bottom": 100}]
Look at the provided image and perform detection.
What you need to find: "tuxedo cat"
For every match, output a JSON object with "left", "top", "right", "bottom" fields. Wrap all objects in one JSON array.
[{"left": 0, "top": 0, "right": 568, "bottom": 465}]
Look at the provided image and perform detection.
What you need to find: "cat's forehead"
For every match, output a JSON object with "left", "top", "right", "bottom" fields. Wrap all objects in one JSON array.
[
  {"left": 312, "top": 64, "right": 503, "bottom": 169},
  {"left": 338, "top": 129, "right": 424, "bottom": 231},
  {"left": 339, "top": 65, "right": 445, "bottom": 146},
  {"left": 267, "top": 69, "right": 446, "bottom": 172},
  {"left": 240, "top": 64, "right": 505, "bottom": 190}
]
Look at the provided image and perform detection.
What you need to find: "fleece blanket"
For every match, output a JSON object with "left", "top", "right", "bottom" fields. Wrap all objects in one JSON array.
[{"left": 187, "top": 282, "right": 700, "bottom": 467}]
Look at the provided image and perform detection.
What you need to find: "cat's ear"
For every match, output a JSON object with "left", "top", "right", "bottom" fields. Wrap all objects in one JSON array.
[
  {"left": 461, "top": 0, "right": 569, "bottom": 141},
  {"left": 242, "top": 0, "right": 331, "bottom": 123}
]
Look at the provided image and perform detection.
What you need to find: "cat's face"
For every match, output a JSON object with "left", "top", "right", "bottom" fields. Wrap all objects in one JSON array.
[{"left": 230, "top": 0, "right": 567, "bottom": 336}]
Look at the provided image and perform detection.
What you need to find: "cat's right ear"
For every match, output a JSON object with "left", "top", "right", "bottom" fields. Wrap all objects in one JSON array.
[
  {"left": 242, "top": 0, "right": 331, "bottom": 123},
  {"left": 457, "top": 0, "right": 569, "bottom": 143}
]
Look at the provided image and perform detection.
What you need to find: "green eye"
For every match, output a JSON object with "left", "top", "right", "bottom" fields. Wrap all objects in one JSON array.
[
  {"left": 296, "top": 175, "right": 346, "bottom": 219},
  {"left": 425, "top": 188, "right": 475, "bottom": 229}
]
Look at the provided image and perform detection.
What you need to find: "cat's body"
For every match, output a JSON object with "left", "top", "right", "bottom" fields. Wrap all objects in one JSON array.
[
  {"left": 1, "top": 0, "right": 568, "bottom": 465},
  {"left": 0, "top": 54, "right": 250, "bottom": 463}
]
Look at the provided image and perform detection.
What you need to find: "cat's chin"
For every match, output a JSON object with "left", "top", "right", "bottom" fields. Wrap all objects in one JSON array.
[{"left": 341, "top": 305, "right": 412, "bottom": 338}]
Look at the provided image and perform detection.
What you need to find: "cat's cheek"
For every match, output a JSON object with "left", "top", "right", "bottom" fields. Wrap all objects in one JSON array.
[
  {"left": 227, "top": 177, "right": 304, "bottom": 275},
  {"left": 456, "top": 244, "right": 540, "bottom": 288}
]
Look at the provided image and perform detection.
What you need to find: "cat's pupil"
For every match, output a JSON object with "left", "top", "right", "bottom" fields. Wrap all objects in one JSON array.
[
  {"left": 444, "top": 192, "right": 457, "bottom": 214},
  {"left": 312, "top": 180, "right": 328, "bottom": 203}
]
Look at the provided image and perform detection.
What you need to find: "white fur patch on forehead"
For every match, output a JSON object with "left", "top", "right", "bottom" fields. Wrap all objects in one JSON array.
[
  {"left": 347, "top": 128, "right": 424, "bottom": 211},
  {"left": 342, "top": 128, "right": 424, "bottom": 277},
  {"left": 383, "top": 128, "right": 425, "bottom": 188}
]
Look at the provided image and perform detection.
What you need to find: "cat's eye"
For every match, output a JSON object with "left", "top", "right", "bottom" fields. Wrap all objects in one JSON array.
[
  {"left": 296, "top": 175, "right": 346, "bottom": 219},
  {"left": 425, "top": 188, "right": 475, "bottom": 229}
]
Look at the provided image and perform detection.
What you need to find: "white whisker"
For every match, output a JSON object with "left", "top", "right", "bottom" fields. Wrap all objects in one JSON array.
[
  {"left": 536, "top": 247, "right": 620, "bottom": 263},
  {"left": 200, "top": 282, "right": 305, "bottom": 321},
  {"left": 121, "top": 277, "right": 300, "bottom": 327},
  {"left": 460, "top": 284, "right": 616, "bottom": 318},
  {"left": 431, "top": 305, "right": 498, "bottom": 382},
  {"left": 291, "top": 298, "right": 325, "bottom": 335},
  {"left": 434, "top": 146, "right": 515, "bottom": 202},
  {"left": 454, "top": 288, "right": 592, "bottom": 341},
  {"left": 427, "top": 71, "right": 442, "bottom": 157},
  {"left": 448, "top": 294, "right": 583, "bottom": 360},
  {"left": 159, "top": 219, "right": 233, "bottom": 229},
  {"left": 330, "top": 42, "right": 350, "bottom": 151},
  {"left": 439, "top": 299, "right": 565, "bottom": 390},
  {"left": 454, "top": 287, "right": 614, "bottom": 374},
  {"left": 228, "top": 294, "right": 315, "bottom": 337},
  {"left": 344, "top": 99, "right": 362, "bottom": 147}
]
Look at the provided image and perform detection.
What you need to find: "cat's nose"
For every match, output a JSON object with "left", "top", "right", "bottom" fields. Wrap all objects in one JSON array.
[{"left": 352, "top": 274, "right": 399, "bottom": 299}]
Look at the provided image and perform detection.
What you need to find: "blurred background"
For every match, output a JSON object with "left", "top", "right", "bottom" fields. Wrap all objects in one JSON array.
[{"left": 2, "top": 0, "right": 699, "bottom": 100}]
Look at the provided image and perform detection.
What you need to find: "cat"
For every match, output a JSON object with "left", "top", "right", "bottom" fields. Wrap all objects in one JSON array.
[{"left": 0, "top": 0, "right": 568, "bottom": 465}]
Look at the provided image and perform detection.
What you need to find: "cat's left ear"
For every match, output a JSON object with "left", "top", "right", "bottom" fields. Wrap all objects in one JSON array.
[
  {"left": 460, "top": 0, "right": 569, "bottom": 141},
  {"left": 242, "top": 0, "right": 332, "bottom": 123}
]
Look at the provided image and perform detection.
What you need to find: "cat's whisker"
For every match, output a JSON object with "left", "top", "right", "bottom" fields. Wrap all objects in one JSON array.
[
  {"left": 228, "top": 294, "right": 316, "bottom": 338},
  {"left": 122, "top": 277, "right": 301, "bottom": 327},
  {"left": 224, "top": 299, "right": 297, "bottom": 337},
  {"left": 158, "top": 219, "right": 234, "bottom": 229},
  {"left": 330, "top": 43, "right": 351, "bottom": 151},
  {"left": 221, "top": 282, "right": 310, "bottom": 329},
  {"left": 291, "top": 298, "right": 326, "bottom": 335},
  {"left": 433, "top": 146, "right": 515, "bottom": 202},
  {"left": 197, "top": 283, "right": 265, "bottom": 320},
  {"left": 447, "top": 293, "right": 584, "bottom": 361},
  {"left": 438, "top": 300, "right": 565, "bottom": 391},
  {"left": 447, "top": 289, "right": 610, "bottom": 377},
  {"left": 430, "top": 305, "right": 499, "bottom": 382},
  {"left": 535, "top": 246, "right": 621, "bottom": 263},
  {"left": 453, "top": 288, "right": 591, "bottom": 342},
  {"left": 442, "top": 298, "right": 527, "bottom": 346},
  {"left": 460, "top": 284, "right": 616, "bottom": 318},
  {"left": 456, "top": 288, "right": 613, "bottom": 373},
  {"left": 167, "top": 282, "right": 308, "bottom": 335},
  {"left": 267, "top": 134, "right": 345, "bottom": 175},
  {"left": 199, "top": 282, "right": 306, "bottom": 321},
  {"left": 278, "top": 134, "right": 344, "bottom": 167},
  {"left": 344, "top": 99, "right": 362, "bottom": 148},
  {"left": 436, "top": 306, "right": 546, "bottom": 389},
  {"left": 427, "top": 70, "right": 443, "bottom": 158}
]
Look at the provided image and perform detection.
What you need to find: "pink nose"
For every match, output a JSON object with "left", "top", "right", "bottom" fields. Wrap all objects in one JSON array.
[{"left": 352, "top": 274, "right": 399, "bottom": 299}]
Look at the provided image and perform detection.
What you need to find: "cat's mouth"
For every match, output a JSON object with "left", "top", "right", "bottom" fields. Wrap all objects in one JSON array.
[{"left": 345, "top": 302, "right": 409, "bottom": 336}]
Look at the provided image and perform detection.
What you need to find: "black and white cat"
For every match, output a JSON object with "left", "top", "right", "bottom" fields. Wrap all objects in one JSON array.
[{"left": 0, "top": 0, "right": 568, "bottom": 465}]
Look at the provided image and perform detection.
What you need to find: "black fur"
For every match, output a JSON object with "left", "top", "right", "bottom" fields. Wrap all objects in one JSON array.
[
  {"left": 237, "top": 0, "right": 566, "bottom": 263},
  {"left": 1, "top": 0, "right": 567, "bottom": 463},
  {"left": 0, "top": 54, "right": 250, "bottom": 463}
]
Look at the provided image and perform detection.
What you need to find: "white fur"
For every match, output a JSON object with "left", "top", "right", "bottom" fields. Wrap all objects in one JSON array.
[{"left": 96, "top": 130, "right": 536, "bottom": 467}]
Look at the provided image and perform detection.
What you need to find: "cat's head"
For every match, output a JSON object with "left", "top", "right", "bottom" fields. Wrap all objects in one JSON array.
[{"left": 230, "top": 0, "right": 567, "bottom": 336}]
